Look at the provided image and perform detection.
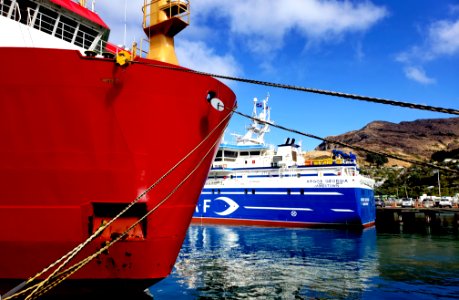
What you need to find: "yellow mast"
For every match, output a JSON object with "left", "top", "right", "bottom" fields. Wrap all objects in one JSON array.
[{"left": 142, "top": 0, "right": 190, "bottom": 65}]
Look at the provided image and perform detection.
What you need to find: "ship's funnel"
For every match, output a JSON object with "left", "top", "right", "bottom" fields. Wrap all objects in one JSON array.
[{"left": 143, "top": 0, "right": 190, "bottom": 65}]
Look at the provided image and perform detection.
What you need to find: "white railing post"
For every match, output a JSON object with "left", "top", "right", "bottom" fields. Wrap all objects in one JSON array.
[
  {"left": 6, "top": 0, "right": 16, "bottom": 19},
  {"left": 12, "top": 1, "right": 21, "bottom": 21},
  {"left": 26, "top": 7, "right": 32, "bottom": 25}
]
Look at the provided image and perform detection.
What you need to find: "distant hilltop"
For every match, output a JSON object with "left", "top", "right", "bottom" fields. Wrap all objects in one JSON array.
[{"left": 314, "top": 117, "right": 459, "bottom": 167}]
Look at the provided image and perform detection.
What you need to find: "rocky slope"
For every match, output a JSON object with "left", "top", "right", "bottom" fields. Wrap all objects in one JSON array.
[{"left": 315, "top": 117, "right": 459, "bottom": 166}]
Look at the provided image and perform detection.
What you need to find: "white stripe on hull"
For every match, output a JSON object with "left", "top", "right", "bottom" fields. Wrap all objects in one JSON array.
[
  {"left": 244, "top": 206, "right": 313, "bottom": 211},
  {"left": 331, "top": 209, "right": 355, "bottom": 212}
]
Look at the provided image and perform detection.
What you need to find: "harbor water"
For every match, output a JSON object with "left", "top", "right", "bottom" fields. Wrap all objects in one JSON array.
[{"left": 149, "top": 225, "right": 459, "bottom": 299}]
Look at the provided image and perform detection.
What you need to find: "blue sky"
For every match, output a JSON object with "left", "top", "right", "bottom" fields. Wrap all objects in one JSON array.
[{"left": 97, "top": 0, "right": 459, "bottom": 151}]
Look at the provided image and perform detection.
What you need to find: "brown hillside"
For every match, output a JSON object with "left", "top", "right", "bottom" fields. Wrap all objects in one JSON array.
[{"left": 315, "top": 117, "right": 459, "bottom": 166}]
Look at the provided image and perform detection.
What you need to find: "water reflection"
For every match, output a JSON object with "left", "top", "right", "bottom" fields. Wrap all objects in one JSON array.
[
  {"left": 151, "top": 225, "right": 379, "bottom": 299},
  {"left": 373, "top": 232, "right": 459, "bottom": 299}
]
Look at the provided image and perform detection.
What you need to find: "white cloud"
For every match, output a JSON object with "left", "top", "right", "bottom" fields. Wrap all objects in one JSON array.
[
  {"left": 192, "top": 0, "right": 387, "bottom": 54},
  {"left": 93, "top": 0, "right": 387, "bottom": 52},
  {"left": 176, "top": 40, "right": 241, "bottom": 86},
  {"left": 428, "top": 19, "right": 459, "bottom": 56},
  {"left": 93, "top": 0, "right": 385, "bottom": 79},
  {"left": 94, "top": 0, "right": 241, "bottom": 80},
  {"left": 397, "top": 18, "right": 459, "bottom": 63},
  {"left": 396, "top": 17, "right": 459, "bottom": 84},
  {"left": 404, "top": 66, "right": 435, "bottom": 85}
]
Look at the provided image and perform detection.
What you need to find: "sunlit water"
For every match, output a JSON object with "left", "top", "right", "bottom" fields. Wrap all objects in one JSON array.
[{"left": 150, "top": 225, "right": 459, "bottom": 299}]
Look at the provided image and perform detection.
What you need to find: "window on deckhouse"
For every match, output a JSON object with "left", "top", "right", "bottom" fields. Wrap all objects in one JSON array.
[{"left": 223, "top": 150, "right": 238, "bottom": 162}]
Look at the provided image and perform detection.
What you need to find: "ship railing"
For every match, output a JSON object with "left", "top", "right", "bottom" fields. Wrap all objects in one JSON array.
[
  {"left": 98, "top": 38, "right": 150, "bottom": 59},
  {"left": 0, "top": 0, "right": 180, "bottom": 59},
  {"left": 121, "top": 37, "right": 158, "bottom": 59},
  {"left": 0, "top": 0, "right": 9, "bottom": 18},
  {"left": 26, "top": 6, "right": 32, "bottom": 25},
  {"left": 0, "top": 0, "right": 20, "bottom": 21},
  {"left": 3, "top": 0, "right": 104, "bottom": 52},
  {"left": 304, "top": 158, "right": 357, "bottom": 166},
  {"left": 92, "top": 36, "right": 159, "bottom": 59},
  {"left": 13, "top": 0, "right": 20, "bottom": 21},
  {"left": 137, "top": 38, "right": 151, "bottom": 58},
  {"left": 142, "top": 0, "right": 190, "bottom": 29},
  {"left": 27, "top": 8, "right": 100, "bottom": 51},
  {"left": 0, "top": 0, "right": 5, "bottom": 17},
  {"left": 78, "top": 32, "right": 150, "bottom": 59}
]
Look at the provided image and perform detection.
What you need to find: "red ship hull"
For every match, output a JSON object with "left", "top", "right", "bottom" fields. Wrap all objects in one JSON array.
[{"left": 0, "top": 47, "right": 235, "bottom": 296}]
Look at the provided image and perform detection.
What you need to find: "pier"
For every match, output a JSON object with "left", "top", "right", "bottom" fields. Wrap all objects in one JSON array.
[{"left": 376, "top": 207, "right": 459, "bottom": 231}]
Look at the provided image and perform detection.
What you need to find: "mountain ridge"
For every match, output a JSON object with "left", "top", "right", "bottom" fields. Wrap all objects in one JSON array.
[{"left": 315, "top": 117, "right": 459, "bottom": 166}]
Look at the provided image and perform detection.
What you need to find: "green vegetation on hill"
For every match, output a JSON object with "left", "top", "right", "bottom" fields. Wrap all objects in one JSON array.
[
  {"left": 365, "top": 153, "right": 388, "bottom": 167},
  {"left": 362, "top": 160, "right": 459, "bottom": 199}
]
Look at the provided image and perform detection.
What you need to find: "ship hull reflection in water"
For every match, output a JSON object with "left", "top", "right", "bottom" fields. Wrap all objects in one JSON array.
[{"left": 150, "top": 225, "right": 378, "bottom": 299}]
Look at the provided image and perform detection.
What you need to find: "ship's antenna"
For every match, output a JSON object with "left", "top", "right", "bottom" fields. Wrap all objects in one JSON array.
[
  {"left": 252, "top": 97, "right": 258, "bottom": 117},
  {"left": 265, "top": 93, "right": 271, "bottom": 123},
  {"left": 123, "top": 0, "right": 127, "bottom": 47}
]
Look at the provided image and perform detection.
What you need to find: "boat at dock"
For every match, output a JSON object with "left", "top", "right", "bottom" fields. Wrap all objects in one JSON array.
[
  {"left": 193, "top": 96, "right": 375, "bottom": 228},
  {"left": 0, "top": 0, "right": 235, "bottom": 298}
]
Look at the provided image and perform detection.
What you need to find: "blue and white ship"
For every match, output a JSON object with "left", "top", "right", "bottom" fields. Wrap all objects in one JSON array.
[{"left": 193, "top": 96, "right": 376, "bottom": 228}]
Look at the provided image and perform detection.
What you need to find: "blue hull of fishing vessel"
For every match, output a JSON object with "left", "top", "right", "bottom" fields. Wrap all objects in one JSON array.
[
  {"left": 192, "top": 96, "right": 376, "bottom": 228},
  {"left": 194, "top": 186, "right": 375, "bottom": 228}
]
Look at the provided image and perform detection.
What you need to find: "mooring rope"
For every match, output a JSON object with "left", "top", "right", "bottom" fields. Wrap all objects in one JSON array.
[
  {"left": 23, "top": 112, "right": 229, "bottom": 300},
  {"left": 137, "top": 62, "right": 459, "bottom": 173},
  {"left": 232, "top": 109, "right": 459, "bottom": 174},
  {"left": 129, "top": 61, "right": 458, "bottom": 174},
  {"left": 4, "top": 56, "right": 457, "bottom": 299},
  {"left": 4, "top": 105, "right": 234, "bottom": 300},
  {"left": 134, "top": 61, "right": 459, "bottom": 116}
]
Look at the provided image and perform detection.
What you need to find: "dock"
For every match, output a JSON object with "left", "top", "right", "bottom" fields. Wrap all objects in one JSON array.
[{"left": 376, "top": 207, "right": 459, "bottom": 231}]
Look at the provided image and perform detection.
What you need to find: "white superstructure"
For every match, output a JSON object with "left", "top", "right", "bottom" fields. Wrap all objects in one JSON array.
[
  {"left": 0, "top": 0, "right": 107, "bottom": 51},
  {"left": 206, "top": 95, "right": 374, "bottom": 190}
]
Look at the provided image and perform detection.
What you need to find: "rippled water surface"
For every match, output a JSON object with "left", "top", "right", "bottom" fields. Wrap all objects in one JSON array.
[{"left": 149, "top": 225, "right": 459, "bottom": 299}]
